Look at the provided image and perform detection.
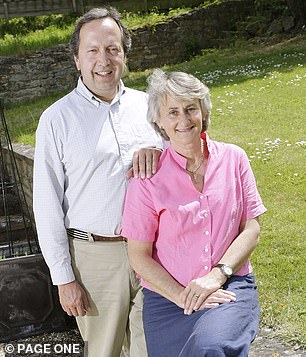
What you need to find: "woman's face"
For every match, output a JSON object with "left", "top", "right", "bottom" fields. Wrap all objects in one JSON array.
[{"left": 157, "top": 95, "right": 203, "bottom": 147}]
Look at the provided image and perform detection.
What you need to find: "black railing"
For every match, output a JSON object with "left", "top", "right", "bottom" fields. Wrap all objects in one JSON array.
[
  {"left": 0, "top": 99, "right": 75, "bottom": 343},
  {"left": 0, "top": 99, "right": 40, "bottom": 259}
]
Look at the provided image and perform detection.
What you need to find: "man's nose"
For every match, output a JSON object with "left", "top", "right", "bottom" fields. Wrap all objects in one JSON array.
[{"left": 97, "top": 49, "right": 110, "bottom": 66}]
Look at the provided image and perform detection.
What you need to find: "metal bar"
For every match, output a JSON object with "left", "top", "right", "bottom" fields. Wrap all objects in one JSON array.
[
  {"left": 79, "top": 0, "right": 85, "bottom": 14},
  {"left": 72, "top": 0, "right": 77, "bottom": 12},
  {"left": 0, "top": 139, "right": 14, "bottom": 256},
  {"left": 3, "top": 3, "right": 8, "bottom": 19},
  {"left": 0, "top": 99, "right": 40, "bottom": 257}
]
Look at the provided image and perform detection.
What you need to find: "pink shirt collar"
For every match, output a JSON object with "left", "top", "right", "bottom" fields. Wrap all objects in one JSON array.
[{"left": 168, "top": 133, "right": 214, "bottom": 171}]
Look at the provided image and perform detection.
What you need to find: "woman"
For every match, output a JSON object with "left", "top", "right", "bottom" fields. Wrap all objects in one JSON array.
[{"left": 121, "top": 69, "right": 267, "bottom": 357}]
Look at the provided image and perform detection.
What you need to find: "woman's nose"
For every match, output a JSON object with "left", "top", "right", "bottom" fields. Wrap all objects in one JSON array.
[{"left": 180, "top": 111, "right": 191, "bottom": 124}]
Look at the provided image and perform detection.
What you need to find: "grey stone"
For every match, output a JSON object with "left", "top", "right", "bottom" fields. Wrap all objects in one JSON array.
[
  {"left": 282, "top": 16, "right": 295, "bottom": 32},
  {"left": 268, "top": 19, "right": 284, "bottom": 34},
  {"left": 0, "top": 0, "right": 255, "bottom": 105}
]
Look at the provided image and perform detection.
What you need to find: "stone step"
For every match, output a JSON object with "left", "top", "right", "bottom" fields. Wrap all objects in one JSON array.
[
  {"left": 0, "top": 192, "right": 22, "bottom": 216},
  {"left": 0, "top": 180, "right": 23, "bottom": 216},
  {"left": 0, "top": 215, "right": 32, "bottom": 244},
  {"left": 0, "top": 240, "right": 40, "bottom": 259}
]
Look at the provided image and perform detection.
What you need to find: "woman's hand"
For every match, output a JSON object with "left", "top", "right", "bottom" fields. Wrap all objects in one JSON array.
[
  {"left": 180, "top": 270, "right": 232, "bottom": 315},
  {"left": 195, "top": 288, "right": 236, "bottom": 310}
]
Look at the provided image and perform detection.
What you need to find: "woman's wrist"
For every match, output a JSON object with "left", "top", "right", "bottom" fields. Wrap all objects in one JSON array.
[
  {"left": 210, "top": 267, "right": 228, "bottom": 287},
  {"left": 168, "top": 285, "right": 185, "bottom": 308}
]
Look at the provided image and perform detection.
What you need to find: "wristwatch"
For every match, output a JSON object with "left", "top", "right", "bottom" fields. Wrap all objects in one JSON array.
[{"left": 215, "top": 263, "right": 233, "bottom": 278}]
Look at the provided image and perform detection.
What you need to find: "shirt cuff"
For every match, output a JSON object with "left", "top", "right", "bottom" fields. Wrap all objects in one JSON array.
[{"left": 50, "top": 265, "right": 75, "bottom": 286}]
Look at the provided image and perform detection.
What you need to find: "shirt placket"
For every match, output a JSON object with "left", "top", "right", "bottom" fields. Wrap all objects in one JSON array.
[{"left": 198, "top": 193, "right": 212, "bottom": 274}]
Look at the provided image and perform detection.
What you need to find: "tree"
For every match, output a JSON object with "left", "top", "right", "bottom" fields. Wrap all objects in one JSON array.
[{"left": 286, "top": 0, "right": 306, "bottom": 27}]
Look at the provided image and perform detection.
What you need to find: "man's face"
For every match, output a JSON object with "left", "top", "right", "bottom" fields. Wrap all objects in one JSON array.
[{"left": 74, "top": 18, "right": 126, "bottom": 103}]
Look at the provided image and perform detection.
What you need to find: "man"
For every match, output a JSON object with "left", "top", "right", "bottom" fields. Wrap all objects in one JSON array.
[{"left": 33, "top": 7, "right": 162, "bottom": 357}]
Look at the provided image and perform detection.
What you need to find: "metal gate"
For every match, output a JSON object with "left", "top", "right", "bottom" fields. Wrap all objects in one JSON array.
[{"left": 0, "top": 100, "right": 75, "bottom": 342}]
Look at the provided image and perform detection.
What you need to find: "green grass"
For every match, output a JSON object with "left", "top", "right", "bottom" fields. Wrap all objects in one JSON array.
[
  {"left": 4, "top": 34, "right": 306, "bottom": 346},
  {"left": 121, "top": 7, "right": 193, "bottom": 29},
  {"left": 0, "top": 3, "right": 211, "bottom": 56},
  {"left": 0, "top": 26, "right": 75, "bottom": 56}
]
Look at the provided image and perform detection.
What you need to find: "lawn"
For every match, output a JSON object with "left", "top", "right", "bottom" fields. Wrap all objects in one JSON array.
[{"left": 4, "top": 34, "right": 306, "bottom": 346}]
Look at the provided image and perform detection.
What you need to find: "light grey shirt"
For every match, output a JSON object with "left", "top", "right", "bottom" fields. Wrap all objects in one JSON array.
[{"left": 33, "top": 78, "right": 163, "bottom": 285}]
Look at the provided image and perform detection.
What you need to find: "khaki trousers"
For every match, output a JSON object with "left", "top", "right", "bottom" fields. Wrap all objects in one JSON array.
[{"left": 69, "top": 238, "right": 147, "bottom": 357}]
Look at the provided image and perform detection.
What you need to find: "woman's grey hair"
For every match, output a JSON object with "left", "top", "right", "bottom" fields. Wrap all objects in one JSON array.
[
  {"left": 147, "top": 69, "right": 212, "bottom": 140},
  {"left": 69, "top": 7, "right": 131, "bottom": 57}
]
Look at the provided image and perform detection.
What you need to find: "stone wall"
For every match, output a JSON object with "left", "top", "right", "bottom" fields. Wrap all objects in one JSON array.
[
  {"left": 0, "top": 46, "right": 78, "bottom": 104},
  {"left": 2, "top": 144, "right": 34, "bottom": 216},
  {"left": 129, "top": 0, "right": 254, "bottom": 70},
  {"left": 0, "top": 0, "right": 255, "bottom": 104}
]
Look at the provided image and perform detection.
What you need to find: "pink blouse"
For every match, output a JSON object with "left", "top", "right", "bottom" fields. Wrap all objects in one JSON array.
[{"left": 121, "top": 133, "right": 267, "bottom": 290}]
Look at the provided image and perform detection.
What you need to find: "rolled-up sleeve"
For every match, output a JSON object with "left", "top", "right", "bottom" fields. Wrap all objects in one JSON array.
[
  {"left": 121, "top": 178, "right": 158, "bottom": 242},
  {"left": 239, "top": 149, "right": 267, "bottom": 221}
]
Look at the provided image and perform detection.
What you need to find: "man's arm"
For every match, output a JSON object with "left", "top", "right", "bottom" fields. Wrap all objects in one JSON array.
[{"left": 33, "top": 114, "right": 89, "bottom": 316}]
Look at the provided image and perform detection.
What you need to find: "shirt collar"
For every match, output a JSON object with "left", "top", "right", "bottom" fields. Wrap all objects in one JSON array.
[
  {"left": 168, "top": 132, "right": 213, "bottom": 170},
  {"left": 76, "top": 77, "right": 126, "bottom": 108}
]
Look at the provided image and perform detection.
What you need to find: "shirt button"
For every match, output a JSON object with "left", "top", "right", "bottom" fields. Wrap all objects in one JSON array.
[
  {"left": 204, "top": 231, "right": 210, "bottom": 235},
  {"left": 199, "top": 195, "right": 204, "bottom": 199},
  {"left": 204, "top": 248, "right": 209, "bottom": 253},
  {"left": 204, "top": 266, "right": 209, "bottom": 270},
  {"left": 204, "top": 213, "right": 208, "bottom": 218}
]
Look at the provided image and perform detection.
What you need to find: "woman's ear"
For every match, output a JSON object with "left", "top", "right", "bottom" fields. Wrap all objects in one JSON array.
[{"left": 154, "top": 118, "right": 163, "bottom": 129}]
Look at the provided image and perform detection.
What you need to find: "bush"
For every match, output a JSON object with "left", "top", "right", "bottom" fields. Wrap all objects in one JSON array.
[{"left": 0, "top": 14, "right": 77, "bottom": 39}]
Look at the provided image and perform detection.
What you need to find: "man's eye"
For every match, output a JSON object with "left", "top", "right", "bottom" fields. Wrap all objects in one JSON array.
[
  {"left": 88, "top": 49, "right": 97, "bottom": 53},
  {"left": 169, "top": 111, "right": 178, "bottom": 116}
]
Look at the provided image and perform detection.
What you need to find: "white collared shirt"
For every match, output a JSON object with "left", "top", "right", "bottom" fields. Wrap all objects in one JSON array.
[{"left": 33, "top": 78, "right": 163, "bottom": 284}]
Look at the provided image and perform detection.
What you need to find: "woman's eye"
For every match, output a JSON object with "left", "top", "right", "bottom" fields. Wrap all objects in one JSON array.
[{"left": 108, "top": 47, "right": 119, "bottom": 55}]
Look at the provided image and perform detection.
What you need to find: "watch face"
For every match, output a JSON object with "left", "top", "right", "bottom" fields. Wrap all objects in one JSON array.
[{"left": 223, "top": 265, "right": 232, "bottom": 276}]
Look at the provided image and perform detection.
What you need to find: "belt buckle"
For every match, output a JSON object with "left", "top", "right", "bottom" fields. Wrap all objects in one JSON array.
[{"left": 87, "top": 232, "right": 95, "bottom": 243}]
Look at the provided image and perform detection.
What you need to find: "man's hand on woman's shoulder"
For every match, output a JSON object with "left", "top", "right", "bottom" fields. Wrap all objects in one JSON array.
[{"left": 127, "top": 147, "right": 163, "bottom": 179}]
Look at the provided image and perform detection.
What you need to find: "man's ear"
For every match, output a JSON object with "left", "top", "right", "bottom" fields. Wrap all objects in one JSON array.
[
  {"left": 122, "top": 57, "right": 129, "bottom": 77},
  {"left": 74, "top": 55, "right": 80, "bottom": 71}
]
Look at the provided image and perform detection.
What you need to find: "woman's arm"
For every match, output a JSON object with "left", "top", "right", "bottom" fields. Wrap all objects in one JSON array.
[
  {"left": 128, "top": 239, "right": 237, "bottom": 311},
  {"left": 183, "top": 217, "right": 260, "bottom": 315},
  {"left": 215, "top": 217, "right": 260, "bottom": 273},
  {"left": 128, "top": 240, "right": 185, "bottom": 307}
]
